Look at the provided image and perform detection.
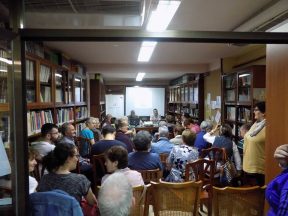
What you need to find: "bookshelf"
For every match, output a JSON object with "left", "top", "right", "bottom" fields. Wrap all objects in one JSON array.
[
  {"left": 222, "top": 65, "right": 266, "bottom": 139},
  {"left": 25, "top": 45, "right": 89, "bottom": 138},
  {"left": 90, "top": 74, "right": 106, "bottom": 122},
  {"left": 168, "top": 74, "right": 204, "bottom": 123}
]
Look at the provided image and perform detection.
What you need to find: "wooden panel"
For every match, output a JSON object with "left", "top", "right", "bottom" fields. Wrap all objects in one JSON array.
[{"left": 266, "top": 44, "right": 288, "bottom": 183}]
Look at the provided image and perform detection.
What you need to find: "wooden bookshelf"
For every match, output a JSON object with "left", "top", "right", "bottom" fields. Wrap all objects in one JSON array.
[
  {"left": 25, "top": 49, "right": 88, "bottom": 138},
  {"left": 222, "top": 65, "right": 266, "bottom": 140},
  {"left": 168, "top": 74, "right": 204, "bottom": 124}
]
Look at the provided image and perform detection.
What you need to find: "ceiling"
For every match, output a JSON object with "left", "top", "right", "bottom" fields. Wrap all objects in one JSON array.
[{"left": 2, "top": 0, "right": 288, "bottom": 85}]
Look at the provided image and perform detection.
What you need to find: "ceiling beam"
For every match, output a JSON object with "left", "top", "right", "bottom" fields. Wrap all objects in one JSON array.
[{"left": 20, "top": 29, "right": 288, "bottom": 44}]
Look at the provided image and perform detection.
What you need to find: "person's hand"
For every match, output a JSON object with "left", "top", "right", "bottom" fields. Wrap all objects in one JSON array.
[
  {"left": 274, "top": 144, "right": 288, "bottom": 168},
  {"left": 210, "top": 124, "right": 220, "bottom": 134}
]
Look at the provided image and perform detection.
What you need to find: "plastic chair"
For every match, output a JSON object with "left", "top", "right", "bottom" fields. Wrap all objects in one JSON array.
[
  {"left": 150, "top": 180, "right": 202, "bottom": 216},
  {"left": 185, "top": 159, "right": 215, "bottom": 216},
  {"left": 136, "top": 169, "right": 163, "bottom": 184},
  {"left": 92, "top": 154, "right": 106, "bottom": 187},
  {"left": 212, "top": 185, "right": 266, "bottom": 216}
]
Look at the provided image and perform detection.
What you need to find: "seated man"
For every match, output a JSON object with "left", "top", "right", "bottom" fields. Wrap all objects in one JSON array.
[
  {"left": 150, "top": 126, "right": 174, "bottom": 154},
  {"left": 150, "top": 108, "right": 161, "bottom": 124},
  {"left": 91, "top": 125, "right": 127, "bottom": 155},
  {"left": 128, "top": 130, "right": 162, "bottom": 170},
  {"left": 128, "top": 110, "right": 140, "bottom": 127}
]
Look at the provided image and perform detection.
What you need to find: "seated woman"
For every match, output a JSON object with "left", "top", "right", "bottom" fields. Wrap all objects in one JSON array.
[
  {"left": 28, "top": 148, "right": 38, "bottom": 194},
  {"left": 266, "top": 144, "right": 288, "bottom": 215},
  {"left": 165, "top": 129, "right": 199, "bottom": 182},
  {"left": 80, "top": 117, "right": 96, "bottom": 157},
  {"left": 38, "top": 143, "right": 97, "bottom": 206},
  {"left": 102, "top": 146, "right": 144, "bottom": 187}
]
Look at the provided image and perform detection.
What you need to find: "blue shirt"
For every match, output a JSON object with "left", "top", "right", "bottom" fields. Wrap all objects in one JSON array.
[
  {"left": 150, "top": 137, "right": 174, "bottom": 154},
  {"left": 194, "top": 131, "right": 210, "bottom": 153},
  {"left": 266, "top": 168, "right": 288, "bottom": 216},
  {"left": 91, "top": 140, "right": 127, "bottom": 155},
  {"left": 128, "top": 152, "right": 163, "bottom": 170},
  {"left": 80, "top": 128, "right": 94, "bottom": 156}
]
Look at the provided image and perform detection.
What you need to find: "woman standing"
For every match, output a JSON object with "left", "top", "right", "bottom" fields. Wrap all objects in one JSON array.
[
  {"left": 38, "top": 143, "right": 97, "bottom": 206},
  {"left": 243, "top": 101, "right": 266, "bottom": 186}
]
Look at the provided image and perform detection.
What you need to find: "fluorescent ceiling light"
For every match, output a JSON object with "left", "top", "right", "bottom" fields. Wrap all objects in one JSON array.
[
  {"left": 0, "top": 57, "right": 12, "bottom": 65},
  {"left": 0, "top": 69, "right": 7, "bottom": 72},
  {"left": 137, "top": 42, "right": 157, "bottom": 62},
  {"left": 75, "top": 78, "right": 81, "bottom": 82},
  {"left": 55, "top": 73, "right": 62, "bottom": 77},
  {"left": 136, "top": 72, "right": 145, "bottom": 81},
  {"left": 239, "top": 74, "right": 250, "bottom": 78},
  {"left": 146, "top": 1, "right": 181, "bottom": 32}
]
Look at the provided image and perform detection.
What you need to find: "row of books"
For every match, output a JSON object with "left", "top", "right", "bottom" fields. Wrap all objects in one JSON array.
[
  {"left": 27, "top": 110, "right": 53, "bottom": 135},
  {"left": 26, "top": 59, "right": 35, "bottom": 81},
  {"left": 0, "top": 49, "right": 8, "bottom": 72},
  {"left": 40, "top": 86, "right": 51, "bottom": 102},
  {"left": 0, "top": 78, "right": 7, "bottom": 103},
  {"left": 56, "top": 108, "right": 74, "bottom": 124},
  {"left": 75, "top": 106, "right": 88, "bottom": 120},
  {"left": 25, "top": 42, "right": 45, "bottom": 58},
  {"left": 76, "top": 123, "right": 85, "bottom": 136},
  {"left": 40, "top": 65, "right": 51, "bottom": 83}
]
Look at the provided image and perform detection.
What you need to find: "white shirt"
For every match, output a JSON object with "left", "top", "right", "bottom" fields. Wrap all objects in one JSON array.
[
  {"left": 29, "top": 176, "right": 38, "bottom": 194},
  {"left": 31, "top": 141, "right": 55, "bottom": 158}
]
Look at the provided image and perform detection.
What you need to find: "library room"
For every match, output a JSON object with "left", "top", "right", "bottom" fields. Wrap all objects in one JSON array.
[{"left": 1, "top": 0, "right": 288, "bottom": 215}]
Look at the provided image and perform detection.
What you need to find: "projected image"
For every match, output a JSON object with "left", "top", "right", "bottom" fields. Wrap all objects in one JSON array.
[{"left": 132, "top": 88, "right": 152, "bottom": 108}]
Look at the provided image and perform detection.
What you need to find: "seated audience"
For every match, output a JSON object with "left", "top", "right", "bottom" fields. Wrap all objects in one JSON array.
[
  {"left": 170, "top": 125, "right": 185, "bottom": 145},
  {"left": 80, "top": 117, "right": 96, "bottom": 157},
  {"left": 38, "top": 143, "right": 97, "bottom": 206},
  {"left": 91, "top": 117, "right": 102, "bottom": 142},
  {"left": 91, "top": 125, "right": 127, "bottom": 155},
  {"left": 150, "top": 126, "right": 174, "bottom": 154},
  {"left": 98, "top": 172, "right": 133, "bottom": 216},
  {"left": 183, "top": 118, "right": 201, "bottom": 134},
  {"left": 150, "top": 108, "right": 161, "bottom": 124},
  {"left": 165, "top": 129, "right": 199, "bottom": 182},
  {"left": 194, "top": 120, "right": 213, "bottom": 153},
  {"left": 165, "top": 114, "right": 175, "bottom": 133},
  {"left": 115, "top": 118, "right": 134, "bottom": 152},
  {"left": 128, "top": 130, "right": 162, "bottom": 170},
  {"left": 102, "top": 146, "right": 144, "bottom": 187},
  {"left": 28, "top": 148, "right": 38, "bottom": 194},
  {"left": 266, "top": 144, "right": 288, "bottom": 215},
  {"left": 58, "top": 122, "right": 77, "bottom": 146},
  {"left": 101, "top": 114, "right": 113, "bottom": 128},
  {"left": 31, "top": 123, "right": 59, "bottom": 159}
]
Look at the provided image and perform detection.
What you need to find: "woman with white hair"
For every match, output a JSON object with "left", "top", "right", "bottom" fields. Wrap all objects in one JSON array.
[
  {"left": 194, "top": 120, "right": 213, "bottom": 153},
  {"left": 80, "top": 117, "right": 96, "bottom": 157}
]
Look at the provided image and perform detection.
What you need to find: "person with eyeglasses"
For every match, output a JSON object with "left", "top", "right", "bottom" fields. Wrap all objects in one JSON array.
[
  {"left": 38, "top": 143, "right": 98, "bottom": 209},
  {"left": 243, "top": 101, "right": 266, "bottom": 186},
  {"left": 31, "top": 123, "right": 59, "bottom": 160}
]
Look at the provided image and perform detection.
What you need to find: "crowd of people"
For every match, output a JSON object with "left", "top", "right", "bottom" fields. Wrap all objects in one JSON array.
[{"left": 27, "top": 102, "right": 288, "bottom": 215}]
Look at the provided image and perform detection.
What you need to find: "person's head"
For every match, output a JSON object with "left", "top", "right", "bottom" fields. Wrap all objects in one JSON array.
[
  {"left": 41, "top": 123, "right": 59, "bottom": 142},
  {"left": 85, "top": 117, "right": 97, "bottom": 130},
  {"left": 106, "top": 114, "right": 113, "bottom": 123},
  {"left": 254, "top": 101, "right": 265, "bottom": 121},
  {"left": 117, "top": 119, "right": 129, "bottom": 133},
  {"left": 183, "top": 118, "right": 194, "bottom": 129},
  {"left": 240, "top": 123, "right": 252, "bottom": 138},
  {"left": 174, "top": 125, "right": 185, "bottom": 136},
  {"left": 158, "top": 120, "right": 167, "bottom": 127},
  {"left": 102, "top": 125, "right": 116, "bottom": 138},
  {"left": 105, "top": 146, "right": 128, "bottom": 173},
  {"left": 153, "top": 108, "right": 158, "bottom": 116},
  {"left": 130, "top": 110, "right": 136, "bottom": 117},
  {"left": 61, "top": 123, "right": 76, "bottom": 138},
  {"left": 133, "top": 130, "right": 152, "bottom": 151},
  {"left": 98, "top": 172, "right": 133, "bottom": 216},
  {"left": 200, "top": 121, "right": 213, "bottom": 132},
  {"left": 94, "top": 117, "right": 100, "bottom": 129},
  {"left": 158, "top": 126, "right": 169, "bottom": 138},
  {"left": 219, "top": 124, "right": 233, "bottom": 138},
  {"left": 182, "top": 113, "right": 191, "bottom": 122},
  {"left": 28, "top": 148, "right": 38, "bottom": 172},
  {"left": 42, "top": 143, "right": 79, "bottom": 173},
  {"left": 182, "top": 129, "right": 196, "bottom": 146},
  {"left": 165, "top": 114, "right": 175, "bottom": 124}
]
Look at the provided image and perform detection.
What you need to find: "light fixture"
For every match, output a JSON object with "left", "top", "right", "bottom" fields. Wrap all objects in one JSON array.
[
  {"left": 239, "top": 74, "right": 250, "bottom": 78},
  {"left": 0, "top": 57, "right": 12, "bottom": 65},
  {"left": 137, "top": 42, "right": 157, "bottom": 62},
  {"left": 55, "top": 73, "right": 62, "bottom": 77},
  {"left": 136, "top": 72, "right": 145, "bottom": 81},
  {"left": 0, "top": 69, "right": 7, "bottom": 72},
  {"left": 75, "top": 78, "right": 81, "bottom": 82}
]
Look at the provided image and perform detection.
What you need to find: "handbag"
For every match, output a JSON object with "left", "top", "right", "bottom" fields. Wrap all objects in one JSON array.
[
  {"left": 81, "top": 199, "right": 100, "bottom": 216},
  {"left": 221, "top": 150, "right": 237, "bottom": 183}
]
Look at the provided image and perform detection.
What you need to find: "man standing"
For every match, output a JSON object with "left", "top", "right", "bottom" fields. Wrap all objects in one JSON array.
[{"left": 31, "top": 123, "right": 59, "bottom": 159}]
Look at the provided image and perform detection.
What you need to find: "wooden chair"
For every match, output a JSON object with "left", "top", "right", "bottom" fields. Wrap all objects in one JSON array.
[
  {"left": 75, "top": 136, "right": 92, "bottom": 156},
  {"left": 212, "top": 185, "right": 266, "bottom": 216},
  {"left": 150, "top": 180, "right": 202, "bottom": 216},
  {"left": 92, "top": 154, "right": 106, "bottom": 187},
  {"left": 185, "top": 159, "right": 215, "bottom": 216},
  {"left": 159, "top": 153, "right": 169, "bottom": 169},
  {"left": 131, "top": 184, "right": 150, "bottom": 216},
  {"left": 136, "top": 169, "right": 163, "bottom": 184}
]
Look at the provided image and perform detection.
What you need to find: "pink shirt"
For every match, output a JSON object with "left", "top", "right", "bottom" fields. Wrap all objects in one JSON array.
[
  {"left": 102, "top": 168, "right": 144, "bottom": 187},
  {"left": 191, "top": 124, "right": 201, "bottom": 134}
]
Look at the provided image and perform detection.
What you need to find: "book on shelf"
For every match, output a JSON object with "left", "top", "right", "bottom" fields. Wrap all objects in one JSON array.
[
  {"left": 56, "top": 108, "right": 74, "bottom": 124},
  {"left": 55, "top": 89, "right": 63, "bottom": 103},
  {"left": 75, "top": 106, "right": 88, "bottom": 120},
  {"left": 26, "top": 59, "right": 35, "bottom": 81},
  {"left": 0, "top": 78, "right": 7, "bottom": 103},
  {"left": 225, "top": 90, "right": 235, "bottom": 101},
  {"left": 193, "top": 87, "right": 198, "bottom": 103},
  {"left": 40, "top": 86, "right": 51, "bottom": 102},
  {"left": 75, "top": 87, "right": 81, "bottom": 102},
  {"left": 238, "top": 107, "right": 251, "bottom": 122},
  {"left": 39, "top": 64, "right": 51, "bottom": 83},
  {"left": 26, "top": 88, "right": 36, "bottom": 103},
  {"left": 226, "top": 107, "right": 236, "bottom": 121},
  {"left": 0, "top": 114, "right": 10, "bottom": 145},
  {"left": 27, "top": 110, "right": 53, "bottom": 135}
]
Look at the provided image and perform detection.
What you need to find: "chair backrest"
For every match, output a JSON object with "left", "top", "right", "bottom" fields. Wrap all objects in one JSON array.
[
  {"left": 92, "top": 154, "right": 106, "bottom": 186},
  {"left": 159, "top": 153, "right": 169, "bottom": 168},
  {"left": 75, "top": 136, "right": 91, "bottom": 156},
  {"left": 212, "top": 186, "right": 266, "bottom": 216},
  {"left": 185, "top": 158, "right": 215, "bottom": 186},
  {"left": 150, "top": 180, "right": 202, "bottom": 216},
  {"left": 130, "top": 184, "right": 150, "bottom": 216},
  {"left": 137, "top": 169, "right": 163, "bottom": 184},
  {"left": 200, "top": 147, "right": 227, "bottom": 162}
]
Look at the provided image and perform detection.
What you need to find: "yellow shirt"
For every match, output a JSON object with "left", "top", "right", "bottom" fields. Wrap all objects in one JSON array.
[{"left": 243, "top": 123, "right": 266, "bottom": 174}]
